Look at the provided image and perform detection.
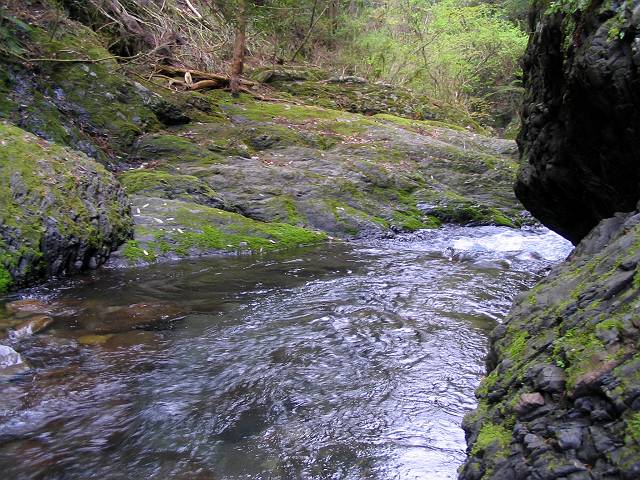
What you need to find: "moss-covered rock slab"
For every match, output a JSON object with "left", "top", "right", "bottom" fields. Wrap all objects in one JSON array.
[
  {"left": 109, "top": 195, "right": 327, "bottom": 266},
  {"left": 0, "top": 123, "right": 132, "bottom": 292},
  {"left": 121, "top": 91, "right": 526, "bottom": 238}
]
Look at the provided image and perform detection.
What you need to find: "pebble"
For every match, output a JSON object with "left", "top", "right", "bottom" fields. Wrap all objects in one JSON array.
[{"left": 0, "top": 345, "right": 30, "bottom": 376}]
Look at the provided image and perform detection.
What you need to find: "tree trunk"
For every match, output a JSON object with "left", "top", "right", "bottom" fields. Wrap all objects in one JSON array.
[
  {"left": 328, "top": 0, "right": 340, "bottom": 34},
  {"left": 230, "top": 0, "right": 248, "bottom": 97}
]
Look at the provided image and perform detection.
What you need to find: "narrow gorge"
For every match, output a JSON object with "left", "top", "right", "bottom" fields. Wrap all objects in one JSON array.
[{"left": 0, "top": 0, "right": 639, "bottom": 479}]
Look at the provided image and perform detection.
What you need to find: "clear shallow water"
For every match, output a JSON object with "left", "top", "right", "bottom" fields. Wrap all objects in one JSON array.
[{"left": 0, "top": 226, "right": 572, "bottom": 480}]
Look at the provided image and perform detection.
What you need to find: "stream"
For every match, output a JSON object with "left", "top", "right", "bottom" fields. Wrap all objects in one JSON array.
[{"left": 0, "top": 226, "right": 572, "bottom": 480}]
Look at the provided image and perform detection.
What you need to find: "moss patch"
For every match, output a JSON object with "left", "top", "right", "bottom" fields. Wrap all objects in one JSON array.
[
  {"left": 471, "top": 422, "right": 511, "bottom": 457},
  {"left": 0, "top": 265, "right": 11, "bottom": 293},
  {"left": 627, "top": 412, "right": 640, "bottom": 443},
  {"left": 132, "top": 134, "right": 225, "bottom": 165},
  {"left": 123, "top": 197, "right": 327, "bottom": 265},
  {"left": 120, "top": 170, "right": 223, "bottom": 206}
]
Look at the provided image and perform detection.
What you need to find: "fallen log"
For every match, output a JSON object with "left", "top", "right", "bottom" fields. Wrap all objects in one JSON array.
[
  {"left": 190, "top": 79, "right": 224, "bottom": 90},
  {"left": 156, "top": 65, "right": 256, "bottom": 87}
]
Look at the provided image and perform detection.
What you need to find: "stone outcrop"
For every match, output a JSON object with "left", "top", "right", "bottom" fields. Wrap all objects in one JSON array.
[
  {"left": 460, "top": 209, "right": 640, "bottom": 480},
  {"left": 0, "top": 123, "right": 132, "bottom": 292},
  {"left": 461, "top": 1, "right": 640, "bottom": 476},
  {"left": 516, "top": 0, "right": 640, "bottom": 244}
]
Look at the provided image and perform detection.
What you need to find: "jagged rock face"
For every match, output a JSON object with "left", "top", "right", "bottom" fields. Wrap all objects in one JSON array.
[
  {"left": 459, "top": 210, "right": 640, "bottom": 479},
  {"left": 0, "top": 123, "right": 132, "bottom": 292},
  {"left": 516, "top": 0, "right": 640, "bottom": 244}
]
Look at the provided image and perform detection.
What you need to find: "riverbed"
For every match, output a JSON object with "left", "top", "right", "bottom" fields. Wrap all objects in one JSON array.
[{"left": 0, "top": 226, "right": 572, "bottom": 479}]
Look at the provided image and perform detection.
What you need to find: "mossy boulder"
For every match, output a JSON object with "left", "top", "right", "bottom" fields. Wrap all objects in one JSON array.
[
  {"left": 459, "top": 211, "right": 640, "bottom": 479},
  {"left": 0, "top": 122, "right": 132, "bottom": 292}
]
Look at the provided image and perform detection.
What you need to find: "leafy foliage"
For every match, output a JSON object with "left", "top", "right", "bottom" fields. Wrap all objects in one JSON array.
[{"left": 336, "top": 0, "right": 527, "bottom": 125}]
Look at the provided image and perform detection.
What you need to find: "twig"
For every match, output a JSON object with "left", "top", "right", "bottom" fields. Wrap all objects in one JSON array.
[{"left": 184, "top": 0, "right": 202, "bottom": 19}]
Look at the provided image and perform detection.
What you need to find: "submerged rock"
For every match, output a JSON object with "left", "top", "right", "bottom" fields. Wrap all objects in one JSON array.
[
  {"left": 5, "top": 299, "right": 53, "bottom": 317},
  {"left": 9, "top": 315, "right": 54, "bottom": 339},
  {"left": 68, "top": 302, "right": 186, "bottom": 334}
]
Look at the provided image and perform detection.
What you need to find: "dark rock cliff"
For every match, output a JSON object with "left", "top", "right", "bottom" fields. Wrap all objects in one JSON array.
[
  {"left": 461, "top": 1, "right": 640, "bottom": 478},
  {"left": 515, "top": 0, "right": 640, "bottom": 244}
]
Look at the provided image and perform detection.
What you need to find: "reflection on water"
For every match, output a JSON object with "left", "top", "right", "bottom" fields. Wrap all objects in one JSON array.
[{"left": 0, "top": 226, "right": 572, "bottom": 480}]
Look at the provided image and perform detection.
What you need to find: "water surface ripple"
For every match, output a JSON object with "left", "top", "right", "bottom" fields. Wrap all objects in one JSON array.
[{"left": 0, "top": 226, "right": 572, "bottom": 479}]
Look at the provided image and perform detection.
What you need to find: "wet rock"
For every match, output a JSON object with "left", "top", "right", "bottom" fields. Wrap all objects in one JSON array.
[
  {"left": 0, "top": 345, "right": 30, "bottom": 376},
  {"left": 77, "top": 334, "right": 113, "bottom": 346},
  {"left": 460, "top": 211, "right": 640, "bottom": 479},
  {"left": 534, "top": 365, "right": 566, "bottom": 394},
  {"left": 5, "top": 299, "right": 53, "bottom": 317},
  {"left": 588, "top": 426, "right": 616, "bottom": 455},
  {"left": 556, "top": 427, "right": 583, "bottom": 450},
  {"left": 572, "top": 360, "right": 618, "bottom": 398},
  {"left": 86, "top": 302, "right": 186, "bottom": 334},
  {"left": 9, "top": 315, "right": 54, "bottom": 339},
  {"left": 515, "top": 392, "right": 545, "bottom": 416},
  {"left": 148, "top": 98, "right": 190, "bottom": 125}
]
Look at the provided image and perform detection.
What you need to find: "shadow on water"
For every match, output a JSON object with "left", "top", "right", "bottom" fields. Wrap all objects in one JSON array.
[{"left": 0, "top": 226, "right": 572, "bottom": 479}]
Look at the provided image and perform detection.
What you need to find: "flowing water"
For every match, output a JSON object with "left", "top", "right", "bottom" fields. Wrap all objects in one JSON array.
[{"left": 0, "top": 226, "right": 572, "bottom": 480}]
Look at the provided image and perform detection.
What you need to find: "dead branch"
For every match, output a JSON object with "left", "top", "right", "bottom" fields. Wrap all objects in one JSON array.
[
  {"left": 157, "top": 65, "right": 256, "bottom": 86},
  {"left": 191, "top": 79, "right": 224, "bottom": 90}
]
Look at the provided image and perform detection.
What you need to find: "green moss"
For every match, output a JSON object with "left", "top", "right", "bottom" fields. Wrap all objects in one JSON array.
[
  {"left": 471, "top": 422, "right": 511, "bottom": 457},
  {"left": 505, "top": 331, "right": 528, "bottom": 361},
  {"left": 422, "top": 215, "right": 443, "bottom": 229},
  {"left": 135, "top": 134, "right": 225, "bottom": 165},
  {"left": 373, "top": 113, "right": 467, "bottom": 133},
  {"left": 264, "top": 195, "right": 306, "bottom": 225},
  {"left": 122, "top": 240, "right": 155, "bottom": 262},
  {"left": 426, "top": 196, "right": 518, "bottom": 227},
  {"left": 596, "top": 318, "right": 624, "bottom": 333},
  {"left": 476, "top": 370, "right": 499, "bottom": 397},
  {"left": 221, "top": 94, "right": 344, "bottom": 123},
  {"left": 627, "top": 413, "right": 640, "bottom": 442},
  {"left": 327, "top": 200, "right": 386, "bottom": 233},
  {"left": 0, "top": 264, "right": 11, "bottom": 293},
  {"left": 120, "top": 170, "right": 222, "bottom": 205},
  {"left": 175, "top": 220, "right": 325, "bottom": 252},
  {"left": 490, "top": 211, "right": 517, "bottom": 228},
  {"left": 130, "top": 201, "right": 327, "bottom": 262},
  {"left": 214, "top": 92, "right": 377, "bottom": 139},
  {"left": 551, "top": 327, "right": 606, "bottom": 384},
  {"left": 391, "top": 210, "right": 440, "bottom": 231}
]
